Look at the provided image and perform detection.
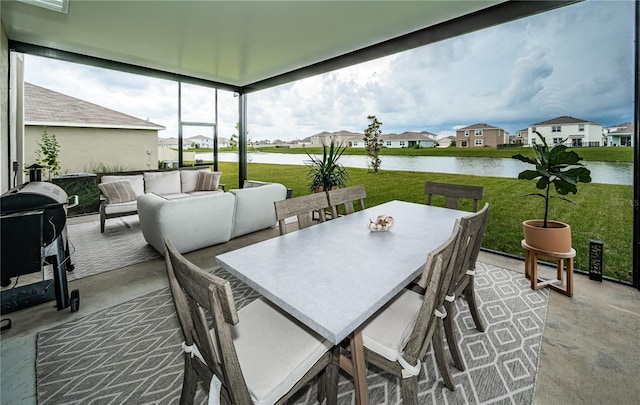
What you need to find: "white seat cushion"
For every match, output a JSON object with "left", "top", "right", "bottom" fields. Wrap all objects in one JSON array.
[
  {"left": 144, "top": 171, "right": 181, "bottom": 195},
  {"left": 362, "top": 289, "right": 423, "bottom": 362},
  {"left": 233, "top": 298, "right": 331, "bottom": 404},
  {"left": 160, "top": 193, "right": 192, "bottom": 200},
  {"left": 104, "top": 200, "right": 137, "bottom": 215},
  {"left": 187, "top": 190, "right": 224, "bottom": 197},
  {"left": 229, "top": 183, "right": 287, "bottom": 239}
]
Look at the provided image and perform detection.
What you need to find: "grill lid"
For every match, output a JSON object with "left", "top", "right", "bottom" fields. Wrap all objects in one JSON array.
[{"left": 1, "top": 181, "right": 69, "bottom": 245}]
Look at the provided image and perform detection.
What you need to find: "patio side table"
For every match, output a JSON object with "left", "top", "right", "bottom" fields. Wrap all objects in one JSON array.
[{"left": 522, "top": 240, "right": 575, "bottom": 297}]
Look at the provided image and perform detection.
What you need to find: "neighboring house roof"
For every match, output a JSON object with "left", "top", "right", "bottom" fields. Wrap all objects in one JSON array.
[
  {"left": 313, "top": 130, "right": 360, "bottom": 137},
  {"left": 381, "top": 131, "right": 437, "bottom": 141},
  {"left": 311, "top": 131, "right": 362, "bottom": 144},
  {"left": 606, "top": 122, "right": 634, "bottom": 135},
  {"left": 531, "top": 116, "right": 599, "bottom": 126},
  {"left": 313, "top": 130, "right": 438, "bottom": 142},
  {"left": 187, "top": 135, "right": 212, "bottom": 141},
  {"left": 25, "top": 82, "right": 165, "bottom": 130},
  {"left": 458, "top": 123, "right": 503, "bottom": 130},
  {"left": 158, "top": 137, "right": 179, "bottom": 144},
  {"left": 516, "top": 128, "right": 528, "bottom": 133}
]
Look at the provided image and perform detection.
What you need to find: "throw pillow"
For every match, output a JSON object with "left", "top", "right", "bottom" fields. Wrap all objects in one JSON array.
[
  {"left": 100, "top": 174, "right": 144, "bottom": 196},
  {"left": 98, "top": 180, "right": 137, "bottom": 204},
  {"left": 180, "top": 168, "right": 210, "bottom": 192},
  {"left": 196, "top": 171, "right": 222, "bottom": 191}
]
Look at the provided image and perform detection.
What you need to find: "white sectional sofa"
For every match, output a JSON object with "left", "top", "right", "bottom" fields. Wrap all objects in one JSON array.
[
  {"left": 97, "top": 166, "right": 222, "bottom": 233},
  {"left": 137, "top": 182, "right": 288, "bottom": 255}
]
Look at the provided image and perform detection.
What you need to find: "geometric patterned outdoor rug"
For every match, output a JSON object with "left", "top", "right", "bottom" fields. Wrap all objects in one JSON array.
[
  {"left": 53, "top": 215, "right": 160, "bottom": 281},
  {"left": 36, "top": 262, "right": 548, "bottom": 404}
]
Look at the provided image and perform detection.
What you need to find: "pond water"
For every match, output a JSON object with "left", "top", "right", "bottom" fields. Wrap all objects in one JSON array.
[{"left": 194, "top": 152, "right": 633, "bottom": 186}]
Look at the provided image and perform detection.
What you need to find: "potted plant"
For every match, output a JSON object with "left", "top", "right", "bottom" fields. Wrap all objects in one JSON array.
[
  {"left": 306, "top": 140, "right": 349, "bottom": 193},
  {"left": 512, "top": 132, "right": 591, "bottom": 252}
]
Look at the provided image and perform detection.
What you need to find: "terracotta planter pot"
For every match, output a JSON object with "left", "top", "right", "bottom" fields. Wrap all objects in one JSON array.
[
  {"left": 315, "top": 186, "right": 337, "bottom": 193},
  {"left": 522, "top": 219, "right": 572, "bottom": 253}
]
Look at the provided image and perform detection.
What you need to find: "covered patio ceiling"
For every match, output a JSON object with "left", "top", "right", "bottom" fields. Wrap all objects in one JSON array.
[{"left": 2, "top": 0, "right": 578, "bottom": 93}]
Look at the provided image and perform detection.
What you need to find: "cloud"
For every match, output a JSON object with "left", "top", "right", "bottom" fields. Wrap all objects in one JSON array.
[{"left": 502, "top": 51, "right": 554, "bottom": 107}]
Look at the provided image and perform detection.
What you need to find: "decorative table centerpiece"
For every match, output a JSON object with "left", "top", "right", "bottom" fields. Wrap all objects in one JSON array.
[{"left": 368, "top": 214, "right": 394, "bottom": 232}]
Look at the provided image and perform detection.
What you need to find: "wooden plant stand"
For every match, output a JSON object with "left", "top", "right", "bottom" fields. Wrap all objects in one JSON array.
[{"left": 522, "top": 240, "right": 575, "bottom": 297}]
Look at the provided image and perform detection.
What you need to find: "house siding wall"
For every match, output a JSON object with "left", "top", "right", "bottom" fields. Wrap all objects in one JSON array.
[
  {"left": 514, "top": 130, "right": 528, "bottom": 144},
  {"left": 608, "top": 134, "right": 634, "bottom": 147},
  {"left": 383, "top": 140, "right": 433, "bottom": 148},
  {"left": 529, "top": 123, "right": 603, "bottom": 146},
  {"left": 455, "top": 128, "right": 506, "bottom": 147},
  {"left": 25, "top": 126, "right": 159, "bottom": 173}
]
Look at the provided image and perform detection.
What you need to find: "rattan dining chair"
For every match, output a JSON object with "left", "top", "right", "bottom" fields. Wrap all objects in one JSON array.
[
  {"left": 442, "top": 203, "right": 489, "bottom": 371},
  {"left": 274, "top": 192, "right": 330, "bottom": 235},
  {"left": 164, "top": 239, "right": 340, "bottom": 405},
  {"left": 424, "top": 181, "right": 484, "bottom": 212},
  {"left": 326, "top": 185, "right": 366, "bottom": 218},
  {"left": 361, "top": 219, "right": 464, "bottom": 400}
]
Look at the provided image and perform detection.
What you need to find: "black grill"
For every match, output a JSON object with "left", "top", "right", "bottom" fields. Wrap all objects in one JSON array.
[{"left": 1, "top": 181, "right": 79, "bottom": 313}]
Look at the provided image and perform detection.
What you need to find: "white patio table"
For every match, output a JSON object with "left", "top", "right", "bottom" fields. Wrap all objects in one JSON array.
[{"left": 215, "top": 200, "right": 467, "bottom": 404}]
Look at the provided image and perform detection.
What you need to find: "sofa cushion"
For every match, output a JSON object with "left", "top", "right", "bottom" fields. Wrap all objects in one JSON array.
[
  {"left": 180, "top": 168, "right": 211, "bottom": 193},
  {"left": 98, "top": 180, "right": 137, "bottom": 204},
  {"left": 100, "top": 174, "right": 144, "bottom": 197},
  {"left": 137, "top": 192, "right": 235, "bottom": 255},
  {"left": 158, "top": 193, "right": 192, "bottom": 200},
  {"left": 196, "top": 171, "right": 222, "bottom": 191},
  {"left": 144, "top": 171, "right": 181, "bottom": 195},
  {"left": 229, "top": 183, "right": 288, "bottom": 239},
  {"left": 187, "top": 190, "right": 224, "bottom": 197},
  {"left": 103, "top": 200, "right": 138, "bottom": 215}
]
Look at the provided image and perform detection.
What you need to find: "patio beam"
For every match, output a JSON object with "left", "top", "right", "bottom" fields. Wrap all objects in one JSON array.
[{"left": 8, "top": 41, "right": 242, "bottom": 94}]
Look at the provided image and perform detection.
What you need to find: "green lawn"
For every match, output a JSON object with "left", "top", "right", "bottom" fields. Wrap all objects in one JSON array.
[{"left": 217, "top": 161, "right": 634, "bottom": 283}]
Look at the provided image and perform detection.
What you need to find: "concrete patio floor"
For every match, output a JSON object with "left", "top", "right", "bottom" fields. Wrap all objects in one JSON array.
[{"left": 1, "top": 214, "right": 639, "bottom": 405}]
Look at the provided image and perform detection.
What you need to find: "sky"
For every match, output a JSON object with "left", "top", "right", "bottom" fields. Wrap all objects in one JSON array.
[{"left": 24, "top": 0, "right": 635, "bottom": 142}]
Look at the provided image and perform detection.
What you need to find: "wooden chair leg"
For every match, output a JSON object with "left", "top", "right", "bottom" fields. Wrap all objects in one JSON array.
[
  {"left": 432, "top": 325, "right": 455, "bottom": 390},
  {"left": 400, "top": 375, "right": 419, "bottom": 405},
  {"left": 443, "top": 300, "right": 465, "bottom": 371},
  {"left": 180, "top": 356, "right": 198, "bottom": 405},
  {"left": 325, "top": 347, "right": 340, "bottom": 405},
  {"left": 464, "top": 282, "right": 485, "bottom": 332},
  {"left": 316, "top": 371, "right": 326, "bottom": 402}
]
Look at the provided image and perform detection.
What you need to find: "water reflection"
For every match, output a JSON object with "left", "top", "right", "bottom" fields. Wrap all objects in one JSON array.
[{"left": 200, "top": 152, "right": 633, "bottom": 186}]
